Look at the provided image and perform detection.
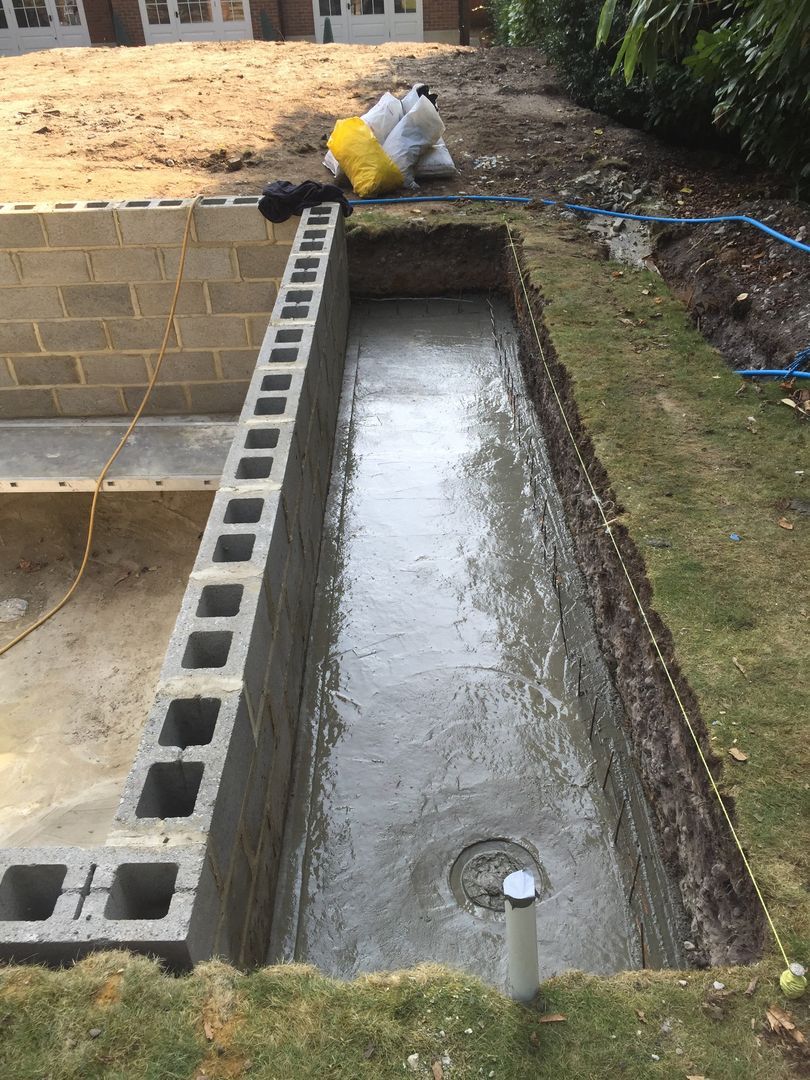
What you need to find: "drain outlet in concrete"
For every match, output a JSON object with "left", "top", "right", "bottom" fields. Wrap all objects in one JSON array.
[{"left": 450, "top": 840, "right": 548, "bottom": 919}]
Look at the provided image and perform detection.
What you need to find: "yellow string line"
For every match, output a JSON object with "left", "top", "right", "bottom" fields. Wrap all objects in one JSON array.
[
  {"left": 506, "top": 222, "right": 790, "bottom": 968},
  {"left": 0, "top": 195, "right": 201, "bottom": 661}
]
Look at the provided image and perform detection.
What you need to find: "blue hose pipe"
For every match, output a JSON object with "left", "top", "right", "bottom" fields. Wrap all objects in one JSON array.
[
  {"left": 737, "top": 369, "right": 810, "bottom": 379},
  {"left": 348, "top": 194, "right": 810, "bottom": 256}
]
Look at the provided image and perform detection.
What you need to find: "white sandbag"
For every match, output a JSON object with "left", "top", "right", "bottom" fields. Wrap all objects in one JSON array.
[
  {"left": 382, "top": 96, "right": 445, "bottom": 187},
  {"left": 364, "top": 91, "right": 404, "bottom": 143},
  {"left": 415, "top": 138, "right": 457, "bottom": 179},
  {"left": 401, "top": 83, "right": 428, "bottom": 113},
  {"left": 324, "top": 92, "right": 404, "bottom": 183}
]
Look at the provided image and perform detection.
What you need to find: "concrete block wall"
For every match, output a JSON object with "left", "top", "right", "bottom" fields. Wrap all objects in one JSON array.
[
  {"left": 0, "top": 204, "right": 350, "bottom": 968},
  {"left": 0, "top": 197, "right": 295, "bottom": 419}
]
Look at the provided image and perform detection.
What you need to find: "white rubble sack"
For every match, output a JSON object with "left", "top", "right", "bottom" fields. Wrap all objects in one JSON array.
[
  {"left": 415, "top": 137, "right": 457, "bottom": 179},
  {"left": 382, "top": 95, "right": 445, "bottom": 188}
]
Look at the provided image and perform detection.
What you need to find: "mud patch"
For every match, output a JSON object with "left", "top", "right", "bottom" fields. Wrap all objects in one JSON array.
[{"left": 0, "top": 491, "right": 211, "bottom": 847}]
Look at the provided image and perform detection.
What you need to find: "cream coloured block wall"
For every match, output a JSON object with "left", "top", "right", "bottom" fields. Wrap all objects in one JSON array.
[{"left": 0, "top": 198, "right": 295, "bottom": 418}]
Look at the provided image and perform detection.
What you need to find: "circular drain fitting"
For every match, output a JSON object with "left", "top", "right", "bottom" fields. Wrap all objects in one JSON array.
[{"left": 450, "top": 839, "right": 548, "bottom": 919}]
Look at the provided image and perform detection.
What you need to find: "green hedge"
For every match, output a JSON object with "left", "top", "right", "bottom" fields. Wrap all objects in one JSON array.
[{"left": 491, "top": 0, "right": 810, "bottom": 184}]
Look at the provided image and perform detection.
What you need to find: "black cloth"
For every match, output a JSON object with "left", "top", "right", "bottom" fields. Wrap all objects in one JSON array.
[{"left": 258, "top": 180, "right": 352, "bottom": 224}]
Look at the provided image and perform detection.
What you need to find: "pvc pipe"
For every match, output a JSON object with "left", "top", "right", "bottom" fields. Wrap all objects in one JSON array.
[{"left": 503, "top": 869, "right": 540, "bottom": 1002}]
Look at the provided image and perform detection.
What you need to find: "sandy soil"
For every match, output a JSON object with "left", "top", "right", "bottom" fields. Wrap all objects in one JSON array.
[
  {"left": 0, "top": 492, "right": 211, "bottom": 847},
  {"left": 1, "top": 40, "right": 807, "bottom": 370}
]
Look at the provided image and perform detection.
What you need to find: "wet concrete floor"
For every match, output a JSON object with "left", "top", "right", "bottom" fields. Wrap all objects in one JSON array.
[{"left": 270, "top": 296, "right": 642, "bottom": 985}]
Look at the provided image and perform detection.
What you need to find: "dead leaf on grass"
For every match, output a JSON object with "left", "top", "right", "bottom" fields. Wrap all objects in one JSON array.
[
  {"left": 203, "top": 1019, "right": 215, "bottom": 1041},
  {"left": 538, "top": 1013, "right": 567, "bottom": 1023},
  {"left": 732, "top": 656, "right": 747, "bottom": 677},
  {"left": 432, "top": 1060, "right": 444, "bottom": 1080},
  {"left": 744, "top": 977, "right": 759, "bottom": 996},
  {"left": 728, "top": 747, "right": 749, "bottom": 762},
  {"left": 635, "top": 1009, "right": 647, "bottom": 1023},
  {"left": 766, "top": 1004, "right": 806, "bottom": 1046},
  {"left": 778, "top": 517, "right": 794, "bottom": 530},
  {"left": 529, "top": 1031, "right": 540, "bottom": 1047}
]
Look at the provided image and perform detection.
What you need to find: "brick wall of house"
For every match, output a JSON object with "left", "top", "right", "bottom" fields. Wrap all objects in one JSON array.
[
  {"left": 88, "top": 0, "right": 448, "bottom": 45},
  {"left": 423, "top": 0, "right": 456, "bottom": 30},
  {"left": 83, "top": 0, "right": 117, "bottom": 44},
  {"left": 250, "top": 0, "right": 283, "bottom": 40},
  {"left": 0, "top": 199, "right": 295, "bottom": 419},
  {"left": 279, "top": 0, "right": 313, "bottom": 37},
  {"left": 108, "top": 0, "right": 146, "bottom": 45}
]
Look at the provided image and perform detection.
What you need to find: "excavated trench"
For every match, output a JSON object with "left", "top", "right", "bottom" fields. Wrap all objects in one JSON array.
[{"left": 270, "top": 221, "right": 764, "bottom": 980}]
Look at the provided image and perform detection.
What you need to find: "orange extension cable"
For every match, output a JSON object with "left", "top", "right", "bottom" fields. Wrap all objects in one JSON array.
[{"left": 0, "top": 195, "right": 200, "bottom": 661}]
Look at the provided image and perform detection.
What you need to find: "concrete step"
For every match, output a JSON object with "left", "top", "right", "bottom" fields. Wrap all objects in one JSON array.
[{"left": 0, "top": 415, "right": 237, "bottom": 492}]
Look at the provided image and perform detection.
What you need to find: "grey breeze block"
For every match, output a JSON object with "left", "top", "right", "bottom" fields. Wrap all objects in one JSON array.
[{"left": 0, "top": 202, "right": 350, "bottom": 968}]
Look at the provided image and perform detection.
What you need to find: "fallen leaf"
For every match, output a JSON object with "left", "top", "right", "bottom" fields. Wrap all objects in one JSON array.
[
  {"left": 538, "top": 1013, "right": 567, "bottom": 1023},
  {"left": 635, "top": 1009, "right": 648, "bottom": 1023},
  {"left": 766, "top": 1004, "right": 795, "bottom": 1030},
  {"left": 593, "top": 127, "right": 604, "bottom": 135},
  {"left": 728, "top": 747, "right": 749, "bottom": 762},
  {"left": 732, "top": 656, "right": 747, "bottom": 677},
  {"left": 680, "top": 186, "right": 693, "bottom": 194},
  {"left": 778, "top": 517, "right": 794, "bottom": 530},
  {"left": 18, "top": 558, "right": 43, "bottom": 573},
  {"left": 529, "top": 1031, "right": 540, "bottom": 1046},
  {"left": 780, "top": 397, "right": 797, "bottom": 409},
  {"left": 686, "top": 1076, "right": 706, "bottom": 1080},
  {"left": 203, "top": 1020, "right": 214, "bottom": 1041},
  {"left": 765, "top": 1005, "right": 806, "bottom": 1046},
  {"left": 432, "top": 1060, "right": 444, "bottom": 1080},
  {"left": 745, "top": 977, "right": 759, "bottom": 996}
]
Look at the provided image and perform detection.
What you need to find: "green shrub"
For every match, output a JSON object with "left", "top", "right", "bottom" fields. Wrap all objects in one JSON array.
[{"left": 598, "top": 0, "right": 810, "bottom": 184}]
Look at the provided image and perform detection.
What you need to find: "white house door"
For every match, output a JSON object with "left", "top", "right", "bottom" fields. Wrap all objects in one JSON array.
[
  {"left": 313, "top": 0, "right": 422, "bottom": 43},
  {"left": 138, "top": 0, "right": 251, "bottom": 44},
  {"left": 0, "top": 0, "right": 90, "bottom": 54}
]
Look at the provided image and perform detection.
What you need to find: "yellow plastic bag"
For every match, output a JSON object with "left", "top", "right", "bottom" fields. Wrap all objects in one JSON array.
[{"left": 327, "top": 117, "right": 403, "bottom": 198}]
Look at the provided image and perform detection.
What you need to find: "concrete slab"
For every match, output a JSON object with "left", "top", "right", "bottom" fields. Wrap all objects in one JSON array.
[
  {"left": 0, "top": 416, "right": 237, "bottom": 492},
  {"left": 271, "top": 295, "right": 665, "bottom": 987}
]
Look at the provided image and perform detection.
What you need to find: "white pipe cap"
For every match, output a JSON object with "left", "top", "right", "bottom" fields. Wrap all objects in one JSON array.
[{"left": 503, "top": 869, "right": 535, "bottom": 901}]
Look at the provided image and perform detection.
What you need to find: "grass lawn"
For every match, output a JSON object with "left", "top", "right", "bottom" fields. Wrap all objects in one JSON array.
[
  {"left": 515, "top": 210, "right": 808, "bottom": 958},
  {"left": 0, "top": 952, "right": 803, "bottom": 1079},
  {"left": 0, "top": 207, "right": 806, "bottom": 1079}
]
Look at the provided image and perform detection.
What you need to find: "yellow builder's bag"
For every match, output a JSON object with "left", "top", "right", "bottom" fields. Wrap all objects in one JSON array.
[{"left": 327, "top": 117, "right": 403, "bottom": 199}]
